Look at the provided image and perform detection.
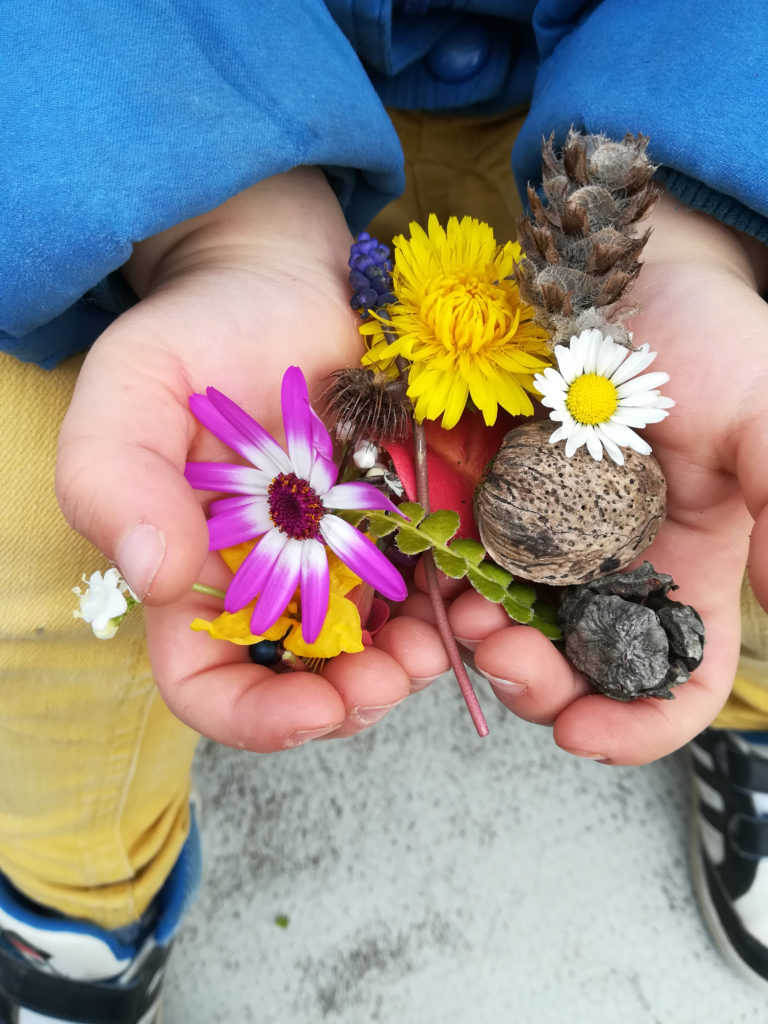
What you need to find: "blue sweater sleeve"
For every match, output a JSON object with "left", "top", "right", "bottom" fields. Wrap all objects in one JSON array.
[
  {"left": 514, "top": 0, "right": 768, "bottom": 245},
  {"left": 1, "top": 1, "right": 403, "bottom": 366}
]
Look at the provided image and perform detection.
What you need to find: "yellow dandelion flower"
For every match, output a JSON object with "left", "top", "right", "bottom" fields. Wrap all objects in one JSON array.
[{"left": 360, "top": 214, "right": 552, "bottom": 429}]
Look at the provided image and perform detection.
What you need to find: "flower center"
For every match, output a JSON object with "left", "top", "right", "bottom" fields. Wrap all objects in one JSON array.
[
  {"left": 421, "top": 272, "right": 517, "bottom": 354},
  {"left": 566, "top": 373, "right": 619, "bottom": 425},
  {"left": 267, "top": 473, "right": 324, "bottom": 540}
]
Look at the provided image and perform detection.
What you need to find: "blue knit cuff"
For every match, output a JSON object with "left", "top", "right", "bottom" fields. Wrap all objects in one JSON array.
[{"left": 657, "top": 169, "right": 768, "bottom": 247}]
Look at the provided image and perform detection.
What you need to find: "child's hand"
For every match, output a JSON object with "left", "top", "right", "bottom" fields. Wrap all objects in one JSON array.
[
  {"left": 56, "top": 168, "right": 450, "bottom": 751},
  {"left": 440, "top": 190, "right": 768, "bottom": 764}
]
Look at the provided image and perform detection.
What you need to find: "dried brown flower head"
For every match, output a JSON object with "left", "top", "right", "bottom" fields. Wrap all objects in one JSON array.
[{"left": 319, "top": 367, "right": 412, "bottom": 444}]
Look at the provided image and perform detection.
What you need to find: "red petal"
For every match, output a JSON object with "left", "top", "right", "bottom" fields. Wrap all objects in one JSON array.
[{"left": 384, "top": 411, "right": 516, "bottom": 539}]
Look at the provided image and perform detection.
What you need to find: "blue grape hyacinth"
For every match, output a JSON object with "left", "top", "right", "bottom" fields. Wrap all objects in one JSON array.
[{"left": 348, "top": 232, "right": 395, "bottom": 317}]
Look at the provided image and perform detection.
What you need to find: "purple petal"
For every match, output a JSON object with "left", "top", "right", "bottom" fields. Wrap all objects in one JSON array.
[
  {"left": 249, "top": 538, "right": 303, "bottom": 636},
  {"left": 309, "top": 453, "right": 339, "bottom": 495},
  {"left": 280, "top": 366, "right": 314, "bottom": 480},
  {"left": 309, "top": 404, "right": 335, "bottom": 465},
  {"left": 225, "top": 528, "right": 287, "bottom": 612},
  {"left": 322, "top": 481, "right": 401, "bottom": 515},
  {"left": 208, "top": 498, "right": 272, "bottom": 550},
  {"left": 319, "top": 515, "right": 407, "bottom": 601},
  {"left": 209, "top": 494, "right": 263, "bottom": 515},
  {"left": 190, "top": 390, "right": 290, "bottom": 476},
  {"left": 298, "top": 540, "right": 330, "bottom": 644},
  {"left": 185, "top": 461, "right": 272, "bottom": 495}
]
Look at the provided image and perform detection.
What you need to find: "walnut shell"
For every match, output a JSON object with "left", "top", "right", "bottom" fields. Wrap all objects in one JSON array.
[{"left": 473, "top": 421, "right": 666, "bottom": 585}]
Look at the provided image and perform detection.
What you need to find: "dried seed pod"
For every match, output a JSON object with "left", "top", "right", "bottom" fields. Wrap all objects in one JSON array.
[
  {"left": 557, "top": 562, "right": 705, "bottom": 700},
  {"left": 473, "top": 421, "right": 666, "bottom": 585}
]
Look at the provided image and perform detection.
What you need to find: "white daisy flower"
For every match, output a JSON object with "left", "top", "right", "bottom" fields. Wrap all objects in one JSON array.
[
  {"left": 73, "top": 568, "right": 137, "bottom": 639},
  {"left": 533, "top": 328, "right": 674, "bottom": 465}
]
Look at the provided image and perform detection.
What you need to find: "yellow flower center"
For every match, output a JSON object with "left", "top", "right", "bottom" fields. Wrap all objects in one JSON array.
[
  {"left": 565, "top": 373, "right": 619, "bottom": 425},
  {"left": 420, "top": 272, "right": 516, "bottom": 353}
]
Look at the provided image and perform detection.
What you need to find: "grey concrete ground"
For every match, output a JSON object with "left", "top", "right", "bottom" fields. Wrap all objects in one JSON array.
[{"left": 164, "top": 673, "right": 768, "bottom": 1024}]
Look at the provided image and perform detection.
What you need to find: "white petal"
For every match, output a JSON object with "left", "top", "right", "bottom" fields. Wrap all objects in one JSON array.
[
  {"left": 555, "top": 344, "right": 578, "bottom": 384},
  {"left": 584, "top": 427, "right": 604, "bottom": 461},
  {"left": 597, "top": 341, "right": 630, "bottom": 379},
  {"left": 564, "top": 424, "right": 589, "bottom": 457},
  {"left": 595, "top": 430, "right": 625, "bottom": 465},
  {"left": 610, "top": 345, "right": 656, "bottom": 384},
  {"left": 620, "top": 427, "right": 653, "bottom": 455},
  {"left": 549, "top": 423, "right": 570, "bottom": 444},
  {"left": 599, "top": 420, "right": 643, "bottom": 445},
  {"left": 584, "top": 330, "right": 606, "bottom": 372},
  {"left": 611, "top": 406, "right": 653, "bottom": 427},
  {"left": 616, "top": 371, "right": 669, "bottom": 396}
]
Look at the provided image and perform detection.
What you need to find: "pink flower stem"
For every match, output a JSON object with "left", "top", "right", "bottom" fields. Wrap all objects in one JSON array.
[{"left": 411, "top": 418, "right": 489, "bottom": 737}]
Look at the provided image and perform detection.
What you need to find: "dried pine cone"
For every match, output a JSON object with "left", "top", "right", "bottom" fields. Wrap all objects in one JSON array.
[
  {"left": 514, "top": 130, "right": 659, "bottom": 346},
  {"left": 557, "top": 562, "right": 705, "bottom": 701}
]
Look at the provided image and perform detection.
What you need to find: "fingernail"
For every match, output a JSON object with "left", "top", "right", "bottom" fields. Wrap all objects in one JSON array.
[
  {"left": 455, "top": 637, "right": 478, "bottom": 652},
  {"left": 116, "top": 523, "right": 166, "bottom": 599},
  {"left": 284, "top": 722, "right": 343, "bottom": 748},
  {"left": 476, "top": 669, "right": 527, "bottom": 695},
  {"left": 351, "top": 699, "right": 404, "bottom": 727},
  {"left": 565, "top": 749, "right": 609, "bottom": 762},
  {"left": 410, "top": 675, "right": 440, "bottom": 693}
]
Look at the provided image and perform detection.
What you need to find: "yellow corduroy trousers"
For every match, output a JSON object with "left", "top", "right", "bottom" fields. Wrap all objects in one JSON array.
[
  {"left": 0, "top": 110, "right": 765, "bottom": 931},
  {"left": 0, "top": 352, "right": 199, "bottom": 930}
]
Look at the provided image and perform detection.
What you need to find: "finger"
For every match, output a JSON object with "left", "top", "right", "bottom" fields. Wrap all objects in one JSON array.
[
  {"left": 373, "top": 615, "right": 451, "bottom": 691},
  {"left": 146, "top": 588, "right": 346, "bottom": 752},
  {"left": 56, "top": 331, "right": 209, "bottom": 604},
  {"left": 447, "top": 588, "right": 516, "bottom": 651},
  {"left": 412, "top": 557, "right": 467, "bottom": 600},
  {"left": 472, "top": 624, "right": 591, "bottom": 724},
  {"left": 398, "top": 591, "right": 438, "bottom": 626},
  {"left": 316, "top": 646, "right": 411, "bottom": 737}
]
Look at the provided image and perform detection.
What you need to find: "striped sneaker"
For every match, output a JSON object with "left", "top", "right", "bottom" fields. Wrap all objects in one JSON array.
[
  {"left": 0, "top": 812, "right": 200, "bottom": 1023},
  {"left": 689, "top": 727, "right": 768, "bottom": 987}
]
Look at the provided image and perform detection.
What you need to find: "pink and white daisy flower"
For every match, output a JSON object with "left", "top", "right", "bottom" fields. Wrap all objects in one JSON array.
[{"left": 185, "top": 366, "right": 407, "bottom": 643}]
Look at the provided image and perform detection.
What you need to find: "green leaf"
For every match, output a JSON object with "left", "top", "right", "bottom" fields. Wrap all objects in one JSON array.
[
  {"left": 396, "top": 502, "right": 425, "bottom": 526},
  {"left": 418, "top": 510, "right": 460, "bottom": 545},
  {"left": 338, "top": 509, "right": 366, "bottom": 527},
  {"left": 364, "top": 514, "right": 398, "bottom": 539},
  {"left": 395, "top": 529, "right": 433, "bottom": 556},
  {"left": 479, "top": 562, "right": 515, "bottom": 590},
  {"left": 448, "top": 538, "right": 486, "bottom": 566},
  {"left": 432, "top": 547, "right": 469, "bottom": 580},
  {"left": 502, "top": 594, "right": 534, "bottom": 624},
  {"left": 531, "top": 616, "right": 562, "bottom": 641},
  {"left": 466, "top": 568, "right": 507, "bottom": 604},
  {"left": 503, "top": 581, "right": 537, "bottom": 607},
  {"left": 532, "top": 600, "right": 559, "bottom": 624}
]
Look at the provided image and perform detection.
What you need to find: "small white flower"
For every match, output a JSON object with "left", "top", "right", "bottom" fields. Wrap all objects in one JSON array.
[
  {"left": 73, "top": 568, "right": 137, "bottom": 640},
  {"left": 533, "top": 328, "right": 674, "bottom": 465},
  {"left": 352, "top": 440, "right": 379, "bottom": 470}
]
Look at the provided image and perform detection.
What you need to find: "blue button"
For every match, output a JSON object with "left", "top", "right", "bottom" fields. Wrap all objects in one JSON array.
[{"left": 426, "top": 22, "right": 491, "bottom": 83}]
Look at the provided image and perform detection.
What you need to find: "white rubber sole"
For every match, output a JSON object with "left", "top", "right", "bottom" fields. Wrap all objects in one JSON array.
[{"left": 687, "top": 749, "right": 768, "bottom": 992}]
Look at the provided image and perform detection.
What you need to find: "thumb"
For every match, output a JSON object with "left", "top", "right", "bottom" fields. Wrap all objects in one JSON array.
[{"left": 55, "top": 339, "right": 209, "bottom": 604}]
